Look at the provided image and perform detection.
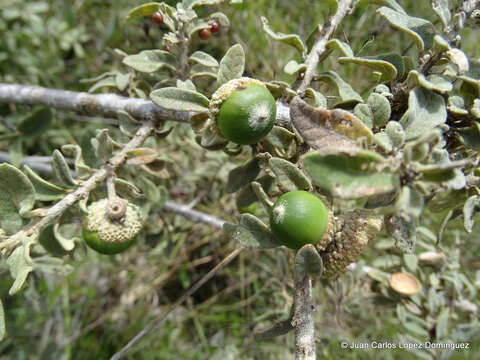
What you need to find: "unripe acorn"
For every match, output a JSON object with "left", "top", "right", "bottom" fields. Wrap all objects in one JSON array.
[
  {"left": 210, "top": 77, "right": 276, "bottom": 145},
  {"left": 269, "top": 190, "right": 329, "bottom": 250},
  {"left": 152, "top": 12, "right": 164, "bottom": 25},
  {"left": 82, "top": 198, "right": 143, "bottom": 255},
  {"left": 199, "top": 28, "right": 212, "bottom": 40}
]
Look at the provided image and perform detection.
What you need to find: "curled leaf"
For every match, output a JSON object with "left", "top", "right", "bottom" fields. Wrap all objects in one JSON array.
[
  {"left": 268, "top": 157, "right": 311, "bottom": 192},
  {"left": 377, "top": 7, "right": 435, "bottom": 51},
  {"left": 261, "top": 16, "right": 305, "bottom": 54},
  {"left": 295, "top": 244, "right": 323, "bottom": 278},
  {"left": 290, "top": 96, "right": 373, "bottom": 155},
  {"left": 223, "top": 214, "right": 278, "bottom": 248},
  {"left": 7, "top": 239, "right": 34, "bottom": 295},
  {"left": 0, "top": 164, "right": 36, "bottom": 233},
  {"left": 301, "top": 150, "right": 399, "bottom": 199}
]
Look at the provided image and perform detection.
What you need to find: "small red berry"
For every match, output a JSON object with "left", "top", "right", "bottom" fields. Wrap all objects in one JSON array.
[
  {"left": 152, "top": 12, "right": 164, "bottom": 25},
  {"left": 210, "top": 20, "right": 220, "bottom": 33},
  {"left": 198, "top": 28, "right": 212, "bottom": 40}
]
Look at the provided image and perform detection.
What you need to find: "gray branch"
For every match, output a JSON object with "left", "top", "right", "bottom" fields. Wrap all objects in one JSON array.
[
  {"left": 0, "top": 83, "right": 190, "bottom": 123},
  {"left": 0, "top": 83, "right": 290, "bottom": 125},
  {"left": 296, "top": 0, "right": 353, "bottom": 93},
  {"left": 163, "top": 201, "right": 225, "bottom": 230},
  {"left": 0, "top": 155, "right": 227, "bottom": 232},
  {"left": 292, "top": 273, "right": 315, "bottom": 360},
  {"left": 0, "top": 122, "right": 155, "bottom": 253}
]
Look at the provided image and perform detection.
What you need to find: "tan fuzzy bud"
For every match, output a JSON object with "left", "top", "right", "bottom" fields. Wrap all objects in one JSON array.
[
  {"left": 84, "top": 199, "right": 142, "bottom": 244},
  {"left": 320, "top": 209, "right": 382, "bottom": 278}
]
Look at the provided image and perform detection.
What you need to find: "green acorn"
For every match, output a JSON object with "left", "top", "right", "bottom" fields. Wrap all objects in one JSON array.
[
  {"left": 269, "top": 190, "right": 330, "bottom": 250},
  {"left": 319, "top": 209, "right": 382, "bottom": 278},
  {"left": 210, "top": 77, "right": 276, "bottom": 145},
  {"left": 82, "top": 198, "right": 142, "bottom": 255}
]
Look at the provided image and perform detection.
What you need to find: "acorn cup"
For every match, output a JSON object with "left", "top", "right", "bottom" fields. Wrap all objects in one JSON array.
[
  {"left": 209, "top": 77, "right": 276, "bottom": 145},
  {"left": 82, "top": 198, "right": 143, "bottom": 255},
  {"left": 389, "top": 272, "right": 421, "bottom": 296},
  {"left": 319, "top": 209, "right": 383, "bottom": 278}
]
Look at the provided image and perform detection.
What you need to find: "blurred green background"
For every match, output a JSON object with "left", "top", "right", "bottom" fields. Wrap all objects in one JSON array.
[{"left": 0, "top": 1, "right": 479, "bottom": 359}]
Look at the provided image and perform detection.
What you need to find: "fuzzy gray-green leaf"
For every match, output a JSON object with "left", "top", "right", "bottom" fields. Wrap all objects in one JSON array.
[
  {"left": 189, "top": 51, "right": 219, "bottom": 68},
  {"left": 269, "top": 157, "right": 311, "bottom": 192},
  {"left": 261, "top": 16, "right": 305, "bottom": 54},
  {"left": 283, "top": 60, "right": 306, "bottom": 75},
  {"left": 315, "top": 71, "right": 363, "bottom": 107},
  {"left": 223, "top": 214, "right": 278, "bottom": 248},
  {"left": 226, "top": 154, "right": 268, "bottom": 193},
  {"left": 431, "top": 0, "right": 451, "bottom": 31},
  {"left": 125, "top": 2, "right": 162, "bottom": 25},
  {"left": 7, "top": 239, "right": 34, "bottom": 295},
  {"left": 0, "top": 164, "right": 36, "bottom": 233},
  {"left": 301, "top": 151, "right": 399, "bottom": 199},
  {"left": 377, "top": 7, "right": 436, "bottom": 51},
  {"left": 123, "top": 50, "right": 178, "bottom": 73},
  {"left": 217, "top": 44, "right": 245, "bottom": 87},
  {"left": 406, "top": 71, "right": 453, "bottom": 94},
  {"left": 209, "top": 12, "right": 230, "bottom": 26},
  {"left": 23, "top": 165, "right": 68, "bottom": 201},
  {"left": 17, "top": 107, "right": 53, "bottom": 138},
  {"left": 53, "top": 223, "right": 78, "bottom": 251},
  {"left": 400, "top": 87, "right": 447, "bottom": 140},
  {"left": 463, "top": 195, "right": 479, "bottom": 233},
  {"left": 339, "top": 55, "right": 399, "bottom": 81},
  {"left": 52, "top": 149, "right": 77, "bottom": 187},
  {"left": 61, "top": 144, "right": 92, "bottom": 179},
  {"left": 357, "top": 0, "right": 406, "bottom": 14},
  {"left": 295, "top": 244, "right": 323, "bottom": 277},
  {"left": 368, "top": 93, "right": 391, "bottom": 126},
  {"left": 150, "top": 87, "right": 209, "bottom": 112}
]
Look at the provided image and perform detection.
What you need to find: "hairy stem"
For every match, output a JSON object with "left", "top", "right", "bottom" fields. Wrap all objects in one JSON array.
[
  {"left": 295, "top": 0, "right": 353, "bottom": 93},
  {"left": 292, "top": 272, "right": 315, "bottom": 360}
]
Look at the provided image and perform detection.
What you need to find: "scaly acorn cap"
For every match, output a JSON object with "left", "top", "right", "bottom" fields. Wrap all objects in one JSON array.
[
  {"left": 314, "top": 204, "right": 335, "bottom": 252},
  {"left": 84, "top": 198, "right": 142, "bottom": 244},
  {"left": 320, "top": 209, "right": 382, "bottom": 278},
  {"left": 209, "top": 77, "right": 265, "bottom": 118}
]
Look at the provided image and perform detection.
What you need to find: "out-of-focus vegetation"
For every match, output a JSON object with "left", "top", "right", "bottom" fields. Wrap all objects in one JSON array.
[{"left": 0, "top": 1, "right": 479, "bottom": 359}]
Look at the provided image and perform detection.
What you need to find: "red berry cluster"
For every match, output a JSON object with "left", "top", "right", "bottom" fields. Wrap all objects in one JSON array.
[{"left": 198, "top": 20, "right": 221, "bottom": 40}]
